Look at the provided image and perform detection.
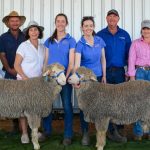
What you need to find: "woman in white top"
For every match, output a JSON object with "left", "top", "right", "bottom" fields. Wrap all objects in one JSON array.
[{"left": 14, "top": 21, "right": 48, "bottom": 144}]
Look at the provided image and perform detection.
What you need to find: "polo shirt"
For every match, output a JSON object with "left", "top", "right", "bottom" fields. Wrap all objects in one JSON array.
[
  {"left": 0, "top": 29, "right": 25, "bottom": 70},
  {"left": 16, "top": 40, "right": 46, "bottom": 79},
  {"left": 97, "top": 26, "right": 131, "bottom": 68},
  {"left": 44, "top": 33, "right": 76, "bottom": 70},
  {"left": 76, "top": 35, "right": 106, "bottom": 77}
]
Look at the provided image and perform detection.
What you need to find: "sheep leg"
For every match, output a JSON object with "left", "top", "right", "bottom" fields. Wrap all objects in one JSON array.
[
  {"left": 95, "top": 119, "right": 109, "bottom": 150},
  {"left": 25, "top": 112, "right": 41, "bottom": 150}
]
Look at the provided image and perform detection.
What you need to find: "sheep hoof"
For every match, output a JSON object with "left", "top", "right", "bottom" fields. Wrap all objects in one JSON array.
[{"left": 97, "top": 146, "right": 103, "bottom": 150}]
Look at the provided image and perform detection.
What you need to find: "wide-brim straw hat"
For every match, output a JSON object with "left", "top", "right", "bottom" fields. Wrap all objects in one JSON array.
[
  {"left": 2, "top": 11, "right": 26, "bottom": 27},
  {"left": 23, "top": 21, "right": 44, "bottom": 35}
]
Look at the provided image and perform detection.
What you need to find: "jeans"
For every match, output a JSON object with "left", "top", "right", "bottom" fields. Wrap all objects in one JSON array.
[
  {"left": 106, "top": 67, "right": 125, "bottom": 133},
  {"left": 80, "top": 76, "right": 102, "bottom": 133},
  {"left": 133, "top": 68, "right": 150, "bottom": 136},
  {"left": 43, "top": 83, "right": 73, "bottom": 138}
]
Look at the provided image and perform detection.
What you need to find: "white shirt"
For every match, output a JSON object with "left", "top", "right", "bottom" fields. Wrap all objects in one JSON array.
[{"left": 16, "top": 40, "right": 46, "bottom": 79}]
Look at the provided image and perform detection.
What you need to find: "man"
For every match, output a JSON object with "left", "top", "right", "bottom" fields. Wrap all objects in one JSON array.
[
  {"left": 97, "top": 9, "right": 131, "bottom": 142},
  {"left": 0, "top": 11, "right": 26, "bottom": 79}
]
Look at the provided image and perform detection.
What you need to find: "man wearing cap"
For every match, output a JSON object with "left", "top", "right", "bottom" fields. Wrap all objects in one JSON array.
[
  {"left": 0, "top": 11, "right": 26, "bottom": 79},
  {"left": 128, "top": 20, "right": 150, "bottom": 141},
  {"left": 97, "top": 9, "right": 131, "bottom": 142}
]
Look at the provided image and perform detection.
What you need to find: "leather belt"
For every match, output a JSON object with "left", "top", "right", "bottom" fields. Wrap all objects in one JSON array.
[
  {"left": 136, "top": 65, "right": 150, "bottom": 70},
  {"left": 107, "top": 67, "right": 124, "bottom": 71}
]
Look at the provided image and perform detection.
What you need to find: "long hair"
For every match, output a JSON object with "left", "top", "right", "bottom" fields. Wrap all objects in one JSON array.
[
  {"left": 49, "top": 13, "right": 68, "bottom": 43},
  {"left": 81, "top": 16, "right": 96, "bottom": 36}
]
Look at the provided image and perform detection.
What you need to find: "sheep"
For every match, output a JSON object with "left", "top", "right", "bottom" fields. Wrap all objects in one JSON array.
[
  {"left": 68, "top": 66, "right": 150, "bottom": 150},
  {"left": 0, "top": 63, "right": 66, "bottom": 150}
]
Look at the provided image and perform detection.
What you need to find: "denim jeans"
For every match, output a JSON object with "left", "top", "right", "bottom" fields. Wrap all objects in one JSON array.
[
  {"left": 106, "top": 67, "right": 125, "bottom": 133},
  {"left": 43, "top": 83, "right": 73, "bottom": 138},
  {"left": 80, "top": 76, "right": 102, "bottom": 133},
  {"left": 133, "top": 68, "right": 150, "bottom": 136}
]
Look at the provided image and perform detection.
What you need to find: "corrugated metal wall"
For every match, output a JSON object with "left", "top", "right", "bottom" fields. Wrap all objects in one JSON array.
[{"left": 0, "top": 0, "right": 150, "bottom": 109}]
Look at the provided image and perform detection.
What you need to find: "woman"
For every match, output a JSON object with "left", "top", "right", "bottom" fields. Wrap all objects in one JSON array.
[
  {"left": 128, "top": 20, "right": 150, "bottom": 141},
  {"left": 40, "top": 13, "right": 76, "bottom": 145},
  {"left": 14, "top": 21, "right": 48, "bottom": 144},
  {"left": 74, "top": 16, "right": 106, "bottom": 145}
]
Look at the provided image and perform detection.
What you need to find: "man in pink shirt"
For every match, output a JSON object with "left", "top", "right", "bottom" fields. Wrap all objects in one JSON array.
[{"left": 128, "top": 20, "right": 150, "bottom": 141}]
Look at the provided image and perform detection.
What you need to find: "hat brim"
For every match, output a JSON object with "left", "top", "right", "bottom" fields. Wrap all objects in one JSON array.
[
  {"left": 2, "top": 16, "right": 26, "bottom": 28},
  {"left": 23, "top": 25, "right": 44, "bottom": 35}
]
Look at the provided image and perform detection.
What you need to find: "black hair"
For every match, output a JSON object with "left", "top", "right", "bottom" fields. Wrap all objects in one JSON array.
[
  {"left": 25, "top": 26, "right": 43, "bottom": 40},
  {"left": 49, "top": 13, "right": 68, "bottom": 43},
  {"left": 81, "top": 16, "right": 96, "bottom": 36}
]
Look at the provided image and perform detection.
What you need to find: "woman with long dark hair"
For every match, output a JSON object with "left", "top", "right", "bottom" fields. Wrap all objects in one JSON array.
[{"left": 40, "top": 13, "right": 76, "bottom": 145}]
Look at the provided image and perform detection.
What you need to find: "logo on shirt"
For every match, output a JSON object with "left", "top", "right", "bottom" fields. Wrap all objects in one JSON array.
[
  {"left": 62, "top": 40, "right": 68, "bottom": 45},
  {"left": 94, "top": 44, "right": 100, "bottom": 47},
  {"left": 119, "top": 37, "right": 125, "bottom": 40}
]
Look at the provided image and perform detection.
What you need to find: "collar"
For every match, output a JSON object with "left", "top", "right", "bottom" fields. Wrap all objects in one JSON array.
[
  {"left": 105, "top": 26, "right": 121, "bottom": 34},
  {"left": 54, "top": 33, "right": 71, "bottom": 42}
]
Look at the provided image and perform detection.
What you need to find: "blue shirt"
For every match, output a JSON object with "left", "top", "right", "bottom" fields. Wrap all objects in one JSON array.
[
  {"left": 44, "top": 33, "right": 76, "bottom": 70},
  {"left": 76, "top": 35, "right": 106, "bottom": 76},
  {"left": 97, "top": 26, "right": 131, "bottom": 68},
  {"left": 0, "top": 29, "right": 25, "bottom": 70}
]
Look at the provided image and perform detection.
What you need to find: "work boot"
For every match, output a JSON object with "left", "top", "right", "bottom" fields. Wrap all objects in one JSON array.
[
  {"left": 81, "top": 131, "right": 90, "bottom": 146},
  {"left": 134, "top": 135, "right": 142, "bottom": 141},
  {"left": 63, "top": 138, "right": 72, "bottom": 146},
  {"left": 38, "top": 132, "right": 50, "bottom": 142},
  {"left": 107, "top": 129, "right": 127, "bottom": 143}
]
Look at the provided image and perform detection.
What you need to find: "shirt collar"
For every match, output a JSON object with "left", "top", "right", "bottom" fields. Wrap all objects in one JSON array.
[
  {"left": 105, "top": 26, "right": 121, "bottom": 34},
  {"left": 54, "top": 33, "right": 71, "bottom": 42}
]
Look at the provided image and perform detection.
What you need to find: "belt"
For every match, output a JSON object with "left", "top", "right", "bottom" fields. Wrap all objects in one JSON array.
[
  {"left": 136, "top": 65, "right": 150, "bottom": 70},
  {"left": 107, "top": 67, "right": 124, "bottom": 71}
]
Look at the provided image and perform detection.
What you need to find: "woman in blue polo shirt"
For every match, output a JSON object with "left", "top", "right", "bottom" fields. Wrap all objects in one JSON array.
[
  {"left": 40, "top": 13, "right": 76, "bottom": 145},
  {"left": 74, "top": 16, "right": 106, "bottom": 146}
]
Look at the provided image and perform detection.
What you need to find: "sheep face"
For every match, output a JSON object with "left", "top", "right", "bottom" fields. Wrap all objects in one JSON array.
[
  {"left": 68, "top": 67, "right": 97, "bottom": 85},
  {"left": 43, "top": 63, "right": 66, "bottom": 86}
]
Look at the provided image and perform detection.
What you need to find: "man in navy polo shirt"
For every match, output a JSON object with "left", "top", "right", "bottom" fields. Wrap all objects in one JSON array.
[
  {"left": 97, "top": 9, "right": 131, "bottom": 142},
  {"left": 0, "top": 11, "right": 26, "bottom": 79}
]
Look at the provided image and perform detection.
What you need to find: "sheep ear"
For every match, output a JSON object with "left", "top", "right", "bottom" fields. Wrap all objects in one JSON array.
[
  {"left": 43, "top": 70, "right": 50, "bottom": 76},
  {"left": 90, "top": 76, "right": 97, "bottom": 81}
]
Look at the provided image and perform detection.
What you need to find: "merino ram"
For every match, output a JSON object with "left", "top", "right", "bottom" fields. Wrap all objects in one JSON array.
[
  {"left": 68, "top": 67, "right": 150, "bottom": 150},
  {"left": 0, "top": 63, "right": 66, "bottom": 150}
]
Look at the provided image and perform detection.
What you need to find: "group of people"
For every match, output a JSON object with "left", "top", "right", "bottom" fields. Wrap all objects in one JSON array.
[{"left": 0, "top": 8, "right": 150, "bottom": 146}]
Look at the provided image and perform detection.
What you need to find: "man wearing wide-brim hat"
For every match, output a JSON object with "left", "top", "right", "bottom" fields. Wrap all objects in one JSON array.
[{"left": 0, "top": 11, "right": 26, "bottom": 80}]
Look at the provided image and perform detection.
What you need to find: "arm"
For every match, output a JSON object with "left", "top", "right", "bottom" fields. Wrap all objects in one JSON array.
[
  {"left": 14, "top": 54, "right": 28, "bottom": 80},
  {"left": 66, "top": 48, "right": 75, "bottom": 79},
  {"left": 42, "top": 48, "right": 49, "bottom": 73},
  {"left": 101, "top": 48, "right": 106, "bottom": 83},
  {"left": 0, "top": 52, "right": 17, "bottom": 76}
]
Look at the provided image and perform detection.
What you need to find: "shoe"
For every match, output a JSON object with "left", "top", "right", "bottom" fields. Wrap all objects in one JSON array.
[
  {"left": 81, "top": 131, "right": 90, "bottom": 146},
  {"left": 63, "top": 138, "right": 72, "bottom": 146},
  {"left": 21, "top": 134, "right": 29, "bottom": 144},
  {"left": 134, "top": 135, "right": 142, "bottom": 141},
  {"left": 38, "top": 132, "right": 50, "bottom": 142},
  {"left": 107, "top": 130, "right": 127, "bottom": 143}
]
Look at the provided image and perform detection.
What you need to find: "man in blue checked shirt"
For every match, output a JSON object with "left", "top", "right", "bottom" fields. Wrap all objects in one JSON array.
[{"left": 97, "top": 9, "right": 131, "bottom": 143}]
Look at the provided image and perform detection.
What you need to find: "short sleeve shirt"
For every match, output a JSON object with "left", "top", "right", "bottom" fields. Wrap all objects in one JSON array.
[
  {"left": 44, "top": 33, "right": 76, "bottom": 70},
  {"left": 76, "top": 35, "right": 106, "bottom": 76},
  {"left": 16, "top": 40, "right": 46, "bottom": 79},
  {"left": 0, "top": 29, "right": 25, "bottom": 70}
]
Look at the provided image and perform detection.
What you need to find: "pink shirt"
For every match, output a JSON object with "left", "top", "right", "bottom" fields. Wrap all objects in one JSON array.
[{"left": 128, "top": 37, "right": 150, "bottom": 76}]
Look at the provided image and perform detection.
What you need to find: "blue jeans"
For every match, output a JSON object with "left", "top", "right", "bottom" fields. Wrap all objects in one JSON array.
[
  {"left": 43, "top": 83, "right": 73, "bottom": 138},
  {"left": 80, "top": 76, "right": 102, "bottom": 133},
  {"left": 134, "top": 68, "right": 150, "bottom": 137},
  {"left": 106, "top": 67, "right": 125, "bottom": 133}
]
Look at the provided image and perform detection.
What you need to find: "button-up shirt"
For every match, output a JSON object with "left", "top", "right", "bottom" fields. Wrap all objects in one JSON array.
[{"left": 128, "top": 37, "right": 150, "bottom": 76}]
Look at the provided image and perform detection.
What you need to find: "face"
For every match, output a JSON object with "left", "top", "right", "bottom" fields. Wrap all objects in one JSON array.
[
  {"left": 141, "top": 28, "right": 150, "bottom": 39},
  {"left": 28, "top": 26, "right": 40, "bottom": 40},
  {"left": 7, "top": 17, "right": 21, "bottom": 31},
  {"left": 55, "top": 16, "right": 68, "bottom": 32},
  {"left": 106, "top": 14, "right": 119, "bottom": 28},
  {"left": 81, "top": 20, "right": 95, "bottom": 36}
]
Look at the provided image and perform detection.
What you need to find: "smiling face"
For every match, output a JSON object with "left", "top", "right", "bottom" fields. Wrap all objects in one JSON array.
[
  {"left": 81, "top": 19, "right": 95, "bottom": 37},
  {"left": 141, "top": 27, "right": 150, "bottom": 39},
  {"left": 106, "top": 14, "right": 119, "bottom": 28},
  {"left": 28, "top": 26, "right": 40, "bottom": 40},
  {"left": 7, "top": 17, "right": 21, "bottom": 31},
  {"left": 55, "top": 15, "right": 68, "bottom": 32}
]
